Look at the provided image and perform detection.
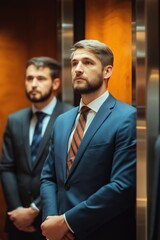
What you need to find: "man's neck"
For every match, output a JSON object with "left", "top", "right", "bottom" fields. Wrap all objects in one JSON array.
[
  {"left": 33, "top": 95, "right": 55, "bottom": 110},
  {"left": 81, "top": 88, "right": 107, "bottom": 105}
]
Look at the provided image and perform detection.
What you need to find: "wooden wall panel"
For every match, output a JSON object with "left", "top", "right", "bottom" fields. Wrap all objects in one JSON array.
[
  {"left": 85, "top": 0, "right": 132, "bottom": 104},
  {"left": 0, "top": 1, "right": 58, "bottom": 239}
]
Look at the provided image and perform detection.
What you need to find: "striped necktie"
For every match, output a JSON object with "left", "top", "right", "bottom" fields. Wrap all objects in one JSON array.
[
  {"left": 31, "top": 112, "right": 46, "bottom": 162},
  {"left": 67, "top": 106, "right": 90, "bottom": 174}
]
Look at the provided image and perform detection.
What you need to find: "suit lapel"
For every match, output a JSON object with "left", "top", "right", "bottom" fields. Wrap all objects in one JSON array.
[
  {"left": 32, "top": 101, "right": 66, "bottom": 168},
  {"left": 66, "top": 95, "right": 116, "bottom": 179},
  {"left": 22, "top": 108, "right": 33, "bottom": 170}
]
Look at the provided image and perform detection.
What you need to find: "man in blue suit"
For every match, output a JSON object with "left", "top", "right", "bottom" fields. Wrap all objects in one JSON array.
[{"left": 40, "top": 40, "right": 136, "bottom": 240}]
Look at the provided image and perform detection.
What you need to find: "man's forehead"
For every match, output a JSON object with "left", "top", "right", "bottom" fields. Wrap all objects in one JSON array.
[
  {"left": 27, "top": 65, "right": 50, "bottom": 71},
  {"left": 71, "top": 49, "right": 96, "bottom": 61}
]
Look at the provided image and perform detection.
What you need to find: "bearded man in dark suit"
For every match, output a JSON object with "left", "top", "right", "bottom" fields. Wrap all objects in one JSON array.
[{"left": 0, "top": 56, "right": 72, "bottom": 240}]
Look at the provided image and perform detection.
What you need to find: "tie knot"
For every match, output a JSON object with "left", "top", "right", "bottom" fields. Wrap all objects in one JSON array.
[
  {"left": 80, "top": 106, "right": 90, "bottom": 114},
  {"left": 35, "top": 112, "right": 46, "bottom": 122},
  {"left": 80, "top": 106, "right": 90, "bottom": 122}
]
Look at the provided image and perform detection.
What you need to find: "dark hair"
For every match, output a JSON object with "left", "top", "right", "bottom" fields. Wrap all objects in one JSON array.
[
  {"left": 71, "top": 39, "right": 114, "bottom": 68},
  {"left": 26, "top": 56, "right": 61, "bottom": 79}
]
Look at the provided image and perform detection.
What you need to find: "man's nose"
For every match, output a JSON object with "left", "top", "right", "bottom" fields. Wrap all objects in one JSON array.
[
  {"left": 31, "top": 78, "right": 38, "bottom": 86},
  {"left": 75, "top": 62, "right": 83, "bottom": 73}
]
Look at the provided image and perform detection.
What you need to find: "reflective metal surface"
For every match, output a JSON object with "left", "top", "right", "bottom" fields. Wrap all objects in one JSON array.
[
  {"left": 146, "top": 0, "right": 159, "bottom": 238},
  {"left": 135, "top": 0, "right": 147, "bottom": 238},
  {"left": 57, "top": 0, "right": 74, "bottom": 105},
  {"left": 137, "top": 120, "right": 147, "bottom": 240},
  {"left": 136, "top": 0, "right": 160, "bottom": 239}
]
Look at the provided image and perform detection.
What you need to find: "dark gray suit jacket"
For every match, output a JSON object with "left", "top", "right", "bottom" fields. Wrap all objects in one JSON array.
[{"left": 0, "top": 99, "right": 72, "bottom": 230}]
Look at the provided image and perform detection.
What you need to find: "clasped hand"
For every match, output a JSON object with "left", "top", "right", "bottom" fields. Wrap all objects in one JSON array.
[
  {"left": 8, "top": 207, "right": 38, "bottom": 232},
  {"left": 41, "top": 215, "right": 75, "bottom": 240}
]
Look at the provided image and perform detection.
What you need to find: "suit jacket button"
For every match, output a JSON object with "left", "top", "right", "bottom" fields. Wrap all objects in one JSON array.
[{"left": 65, "top": 184, "right": 70, "bottom": 190}]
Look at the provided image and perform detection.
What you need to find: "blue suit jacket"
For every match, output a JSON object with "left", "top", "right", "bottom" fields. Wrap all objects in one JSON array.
[{"left": 41, "top": 94, "right": 136, "bottom": 240}]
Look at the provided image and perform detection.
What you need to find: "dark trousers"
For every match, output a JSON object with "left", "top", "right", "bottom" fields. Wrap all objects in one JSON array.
[{"left": 7, "top": 221, "right": 45, "bottom": 240}]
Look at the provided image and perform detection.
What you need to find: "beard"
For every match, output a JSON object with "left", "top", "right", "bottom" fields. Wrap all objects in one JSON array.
[
  {"left": 25, "top": 87, "right": 53, "bottom": 103},
  {"left": 73, "top": 75, "right": 103, "bottom": 94}
]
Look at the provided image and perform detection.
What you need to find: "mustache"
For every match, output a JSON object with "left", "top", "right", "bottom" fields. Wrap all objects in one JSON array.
[
  {"left": 28, "top": 90, "right": 40, "bottom": 94},
  {"left": 73, "top": 77, "right": 87, "bottom": 81}
]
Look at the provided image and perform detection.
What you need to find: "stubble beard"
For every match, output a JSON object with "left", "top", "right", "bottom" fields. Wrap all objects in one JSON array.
[
  {"left": 73, "top": 77, "right": 103, "bottom": 94},
  {"left": 25, "top": 87, "right": 53, "bottom": 103}
]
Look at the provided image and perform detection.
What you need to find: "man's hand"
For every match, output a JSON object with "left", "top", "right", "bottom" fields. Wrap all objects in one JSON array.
[
  {"left": 41, "top": 215, "right": 75, "bottom": 240},
  {"left": 8, "top": 207, "right": 38, "bottom": 232}
]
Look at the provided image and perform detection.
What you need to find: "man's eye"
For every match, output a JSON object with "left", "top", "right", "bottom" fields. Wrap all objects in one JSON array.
[
  {"left": 26, "top": 76, "right": 33, "bottom": 81},
  {"left": 84, "top": 61, "right": 92, "bottom": 65},
  {"left": 37, "top": 76, "right": 46, "bottom": 81},
  {"left": 71, "top": 62, "right": 78, "bottom": 67}
]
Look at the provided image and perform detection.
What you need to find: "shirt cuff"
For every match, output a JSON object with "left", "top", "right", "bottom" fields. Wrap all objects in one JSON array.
[
  {"left": 30, "top": 202, "right": 40, "bottom": 212},
  {"left": 63, "top": 214, "right": 74, "bottom": 233}
]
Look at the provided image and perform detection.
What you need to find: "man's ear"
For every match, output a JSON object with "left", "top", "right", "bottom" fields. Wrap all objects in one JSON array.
[
  {"left": 52, "top": 78, "right": 60, "bottom": 91},
  {"left": 104, "top": 65, "right": 113, "bottom": 80}
]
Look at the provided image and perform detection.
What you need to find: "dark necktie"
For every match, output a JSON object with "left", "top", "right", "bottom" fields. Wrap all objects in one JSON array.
[
  {"left": 67, "top": 106, "right": 90, "bottom": 174},
  {"left": 31, "top": 112, "right": 46, "bottom": 162}
]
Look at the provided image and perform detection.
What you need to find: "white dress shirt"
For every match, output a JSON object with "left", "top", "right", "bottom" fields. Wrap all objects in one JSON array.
[
  {"left": 68, "top": 90, "right": 109, "bottom": 150},
  {"left": 65, "top": 90, "right": 109, "bottom": 232}
]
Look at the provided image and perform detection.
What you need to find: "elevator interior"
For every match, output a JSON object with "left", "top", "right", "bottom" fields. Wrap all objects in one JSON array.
[{"left": 0, "top": 0, "right": 159, "bottom": 239}]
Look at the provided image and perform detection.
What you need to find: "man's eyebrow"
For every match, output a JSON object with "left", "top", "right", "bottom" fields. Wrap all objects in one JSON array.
[
  {"left": 26, "top": 75, "right": 33, "bottom": 77},
  {"left": 26, "top": 75, "right": 46, "bottom": 78},
  {"left": 71, "top": 57, "right": 93, "bottom": 62}
]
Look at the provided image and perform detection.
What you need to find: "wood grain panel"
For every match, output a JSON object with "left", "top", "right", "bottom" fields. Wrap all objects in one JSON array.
[{"left": 85, "top": 0, "right": 132, "bottom": 104}]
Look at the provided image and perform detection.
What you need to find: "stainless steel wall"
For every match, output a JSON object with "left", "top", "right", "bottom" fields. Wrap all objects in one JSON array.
[
  {"left": 135, "top": 0, "right": 147, "bottom": 238},
  {"left": 57, "top": 0, "right": 74, "bottom": 105},
  {"left": 136, "top": 0, "right": 160, "bottom": 239},
  {"left": 146, "top": 0, "right": 159, "bottom": 239}
]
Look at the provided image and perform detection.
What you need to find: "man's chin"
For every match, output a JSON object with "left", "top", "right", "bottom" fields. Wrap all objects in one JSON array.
[
  {"left": 74, "top": 88, "right": 89, "bottom": 94},
  {"left": 30, "top": 98, "right": 43, "bottom": 103},
  {"left": 73, "top": 83, "right": 87, "bottom": 93},
  {"left": 26, "top": 89, "right": 53, "bottom": 103},
  {"left": 27, "top": 96, "right": 43, "bottom": 103}
]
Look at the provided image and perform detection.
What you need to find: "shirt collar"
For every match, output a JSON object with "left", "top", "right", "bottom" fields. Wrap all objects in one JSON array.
[
  {"left": 79, "top": 90, "right": 109, "bottom": 113},
  {"left": 32, "top": 97, "right": 57, "bottom": 116}
]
